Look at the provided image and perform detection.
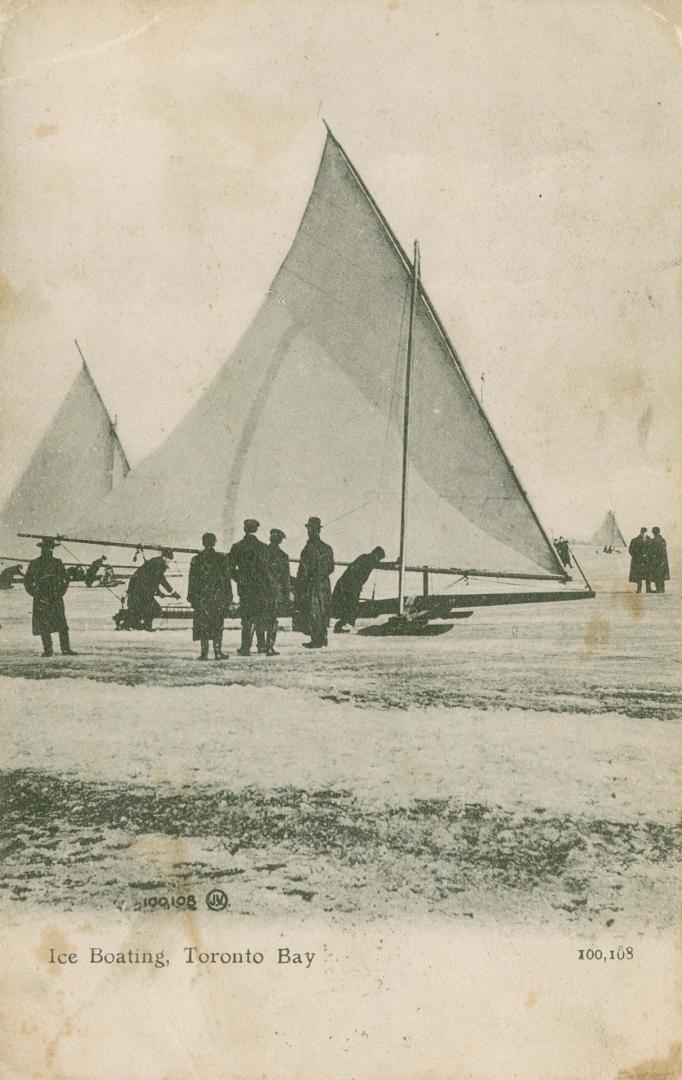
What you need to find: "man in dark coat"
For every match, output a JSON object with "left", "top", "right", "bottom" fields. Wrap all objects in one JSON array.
[
  {"left": 628, "top": 527, "right": 652, "bottom": 593},
  {"left": 331, "top": 546, "right": 385, "bottom": 632},
  {"left": 553, "top": 537, "right": 572, "bottom": 568},
  {"left": 0, "top": 563, "right": 23, "bottom": 589},
  {"left": 262, "top": 528, "right": 291, "bottom": 656},
  {"left": 295, "top": 516, "right": 334, "bottom": 649},
  {"left": 188, "top": 532, "right": 232, "bottom": 660},
  {"left": 126, "top": 548, "right": 179, "bottom": 630},
  {"left": 649, "top": 527, "right": 670, "bottom": 593},
  {"left": 229, "top": 519, "right": 270, "bottom": 656},
  {"left": 85, "top": 555, "right": 107, "bottom": 587},
  {"left": 24, "top": 539, "right": 76, "bottom": 656}
]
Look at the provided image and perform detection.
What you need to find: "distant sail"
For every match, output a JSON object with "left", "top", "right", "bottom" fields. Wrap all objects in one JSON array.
[
  {"left": 1, "top": 360, "right": 129, "bottom": 539},
  {"left": 75, "top": 129, "right": 565, "bottom": 581},
  {"left": 590, "top": 511, "right": 626, "bottom": 549}
]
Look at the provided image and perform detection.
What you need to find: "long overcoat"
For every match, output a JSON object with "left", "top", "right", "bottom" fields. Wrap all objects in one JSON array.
[
  {"left": 628, "top": 535, "right": 651, "bottom": 583},
  {"left": 188, "top": 549, "right": 233, "bottom": 640},
  {"left": 229, "top": 534, "right": 270, "bottom": 619},
  {"left": 263, "top": 545, "right": 291, "bottom": 621},
  {"left": 24, "top": 554, "right": 69, "bottom": 635},
  {"left": 649, "top": 536, "right": 670, "bottom": 582},
  {"left": 295, "top": 538, "right": 334, "bottom": 637}
]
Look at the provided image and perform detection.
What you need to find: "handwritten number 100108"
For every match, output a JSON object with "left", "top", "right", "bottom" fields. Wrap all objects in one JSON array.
[{"left": 578, "top": 948, "right": 633, "bottom": 961}]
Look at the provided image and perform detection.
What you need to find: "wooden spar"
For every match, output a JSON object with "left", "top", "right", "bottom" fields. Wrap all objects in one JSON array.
[
  {"left": 398, "top": 240, "right": 420, "bottom": 617},
  {"left": 360, "top": 587, "right": 594, "bottom": 618},
  {"left": 17, "top": 533, "right": 569, "bottom": 581},
  {"left": 18, "top": 532, "right": 202, "bottom": 555},
  {"left": 566, "top": 544, "right": 593, "bottom": 591}
]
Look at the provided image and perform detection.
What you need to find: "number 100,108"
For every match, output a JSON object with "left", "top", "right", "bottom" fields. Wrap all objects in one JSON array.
[{"left": 578, "top": 948, "right": 633, "bottom": 960}]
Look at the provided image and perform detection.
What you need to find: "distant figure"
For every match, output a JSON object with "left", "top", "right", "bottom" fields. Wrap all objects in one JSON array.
[
  {"left": 553, "top": 537, "right": 572, "bottom": 569},
  {"left": 126, "top": 548, "right": 179, "bottom": 630},
  {"left": 295, "top": 517, "right": 334, "bottom": 649},
  {"left": 628, "top": 528, "right": 652, "bottom": 594},
  {"left": 0, "top": 564, "right": 23, "bottom": 590},
  {"left": 85, "top": 555, "right": 107, "bottom": 587},
  {"left": 331, "top": 546, "right": 386, "bottom": 633},
  {"left": 263, "top": 528, "right": 291, "bottom": 656},
  {"left": 188, "top": 532, "right": 232, "bottom": 660},
  {"left": 229, "top": 519, "right": 270, "bottom": 656},
  {"left": 649, "top": 527, "right": 670, "bottom": 594},
  {"left": 24, "top": 539, "right": 76, "bottom": 656}
]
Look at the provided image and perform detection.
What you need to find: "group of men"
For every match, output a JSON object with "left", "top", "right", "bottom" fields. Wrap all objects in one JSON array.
[
  {"left": 21, "top": 518, "right": 388, "bottom": 659},
  {"left": 628, "top": 527, "right": 670, "bottom": 594}
]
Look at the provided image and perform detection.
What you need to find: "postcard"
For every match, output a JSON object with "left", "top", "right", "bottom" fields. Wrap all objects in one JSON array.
[{"left": 1, "top": 2, "right": 680, "bottom": 1077}]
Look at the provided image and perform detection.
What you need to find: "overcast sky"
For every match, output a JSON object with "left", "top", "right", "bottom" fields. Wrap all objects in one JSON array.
[{"left": 1, "top": 0, "right": 680, "bottom": 542}]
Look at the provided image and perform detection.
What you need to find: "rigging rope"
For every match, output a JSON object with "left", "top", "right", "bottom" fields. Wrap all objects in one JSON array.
[{"left": 58, "top": 539, "right": 126, "bottom": 605}]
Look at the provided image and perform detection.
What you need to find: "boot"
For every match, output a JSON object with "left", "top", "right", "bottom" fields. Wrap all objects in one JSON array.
[
  {"left": 198, "top": 637, "right": 209, "bottom": 660},
  {"left": 213, "top": 632, "right": 227, "bottom": 660},
  {"left": 265, "top": 622, "right": 278, "bottom": 656},
  {"left": 237, "top": 620, "right": 253, "bottom": 656},
  {"left": 41, "top": 633, "right": 53, "bottom": 657},
  {"left": 59, "top": 630, "right": 78, "bottom": 656}
]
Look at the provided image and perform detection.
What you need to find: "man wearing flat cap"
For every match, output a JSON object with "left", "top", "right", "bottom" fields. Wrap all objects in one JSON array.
[
  {"left": 24, "top": 538, "right": 76, "bottom": 656},
  {"left": 295, "top": 516, "right": 335, "bottom": 649},
  {"left": 188, "top": 532, "right": 232, "bottom": 660},
  {"left": 262, "top": 528, "right": 291, "bottom": 656},
  {"left": 126, "top": 547, "right": 180, "bottom": 631},
  {"left": 229, "top": 519, "right": 270, "bottom": 655}
]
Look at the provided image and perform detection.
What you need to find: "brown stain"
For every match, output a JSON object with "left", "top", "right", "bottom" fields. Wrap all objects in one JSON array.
[
  {"left": 36, "top": 925, "right": 77, "bottom": 977},
  {"left": 145, "top": 83, "right": 299, "bottom": 189},
  {"left": 617, "top": 1041, "right": 682, "bottom": 1080},
  {"left": 609, "top": 365, "right": 646, "bottom": 404},
  {"left": 577, "top": 613, "right": 610, "bottom": 660},
  {"left": 35, "top": 122, "right": 58, "bottom": 139},
  {"left": 524, "top": 989, "right": 539, "bottom": 1008},
  {"left": 44, "top": 1013, "right": 75, "bottom": 1073},
  {"left": 607, "top": 586, "right": 646, "bottom": 621}
]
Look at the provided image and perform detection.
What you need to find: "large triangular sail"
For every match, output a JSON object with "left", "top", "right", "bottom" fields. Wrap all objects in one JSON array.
[
  {"left": 590, "top": 511, "right": 626, "bottom": 549},
  {"left": 1, "top": 356, "right": 130, "bottom": 540},
  {"left": 74, "top": 129, "right": 566, "bottom": 581}
]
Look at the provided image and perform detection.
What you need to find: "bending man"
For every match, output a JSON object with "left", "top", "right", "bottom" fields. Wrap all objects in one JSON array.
[
  {"left": 126, "top": 548, "right": 179, "bottom": 630},
  {"left": 331, "top": 546, "right": 385, "bottom": 632}
]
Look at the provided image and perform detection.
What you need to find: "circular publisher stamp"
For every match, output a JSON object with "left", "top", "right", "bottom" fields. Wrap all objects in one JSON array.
[{"left": 205, "top": 888, "right": 229, "bottom": 912}]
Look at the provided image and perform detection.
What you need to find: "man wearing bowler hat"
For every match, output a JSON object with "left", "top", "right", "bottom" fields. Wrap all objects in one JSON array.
[
  {"left": 229, "top": 519, "right": 270, "bottom": 655},
  {"left": 24, "top": 538, "right": 76, "bottom": 656},
  {"left": 295, "top": 516, "right": 334, "bottom": 649}
]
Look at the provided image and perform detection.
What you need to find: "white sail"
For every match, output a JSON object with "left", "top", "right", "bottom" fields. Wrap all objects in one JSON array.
[
  {"left": 590, "top": 511, "right": 626, "bottom": 549},
  {"left": 75, "top": 130, "right": 565, "bottom": 581},
  {"left": 1, "top": 361, "right": 130, "bottom": 540}
]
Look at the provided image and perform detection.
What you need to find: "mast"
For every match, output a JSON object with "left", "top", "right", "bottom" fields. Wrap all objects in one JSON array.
[{"left": 398, "top": 240, "right": 420, "bottom": 616}]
